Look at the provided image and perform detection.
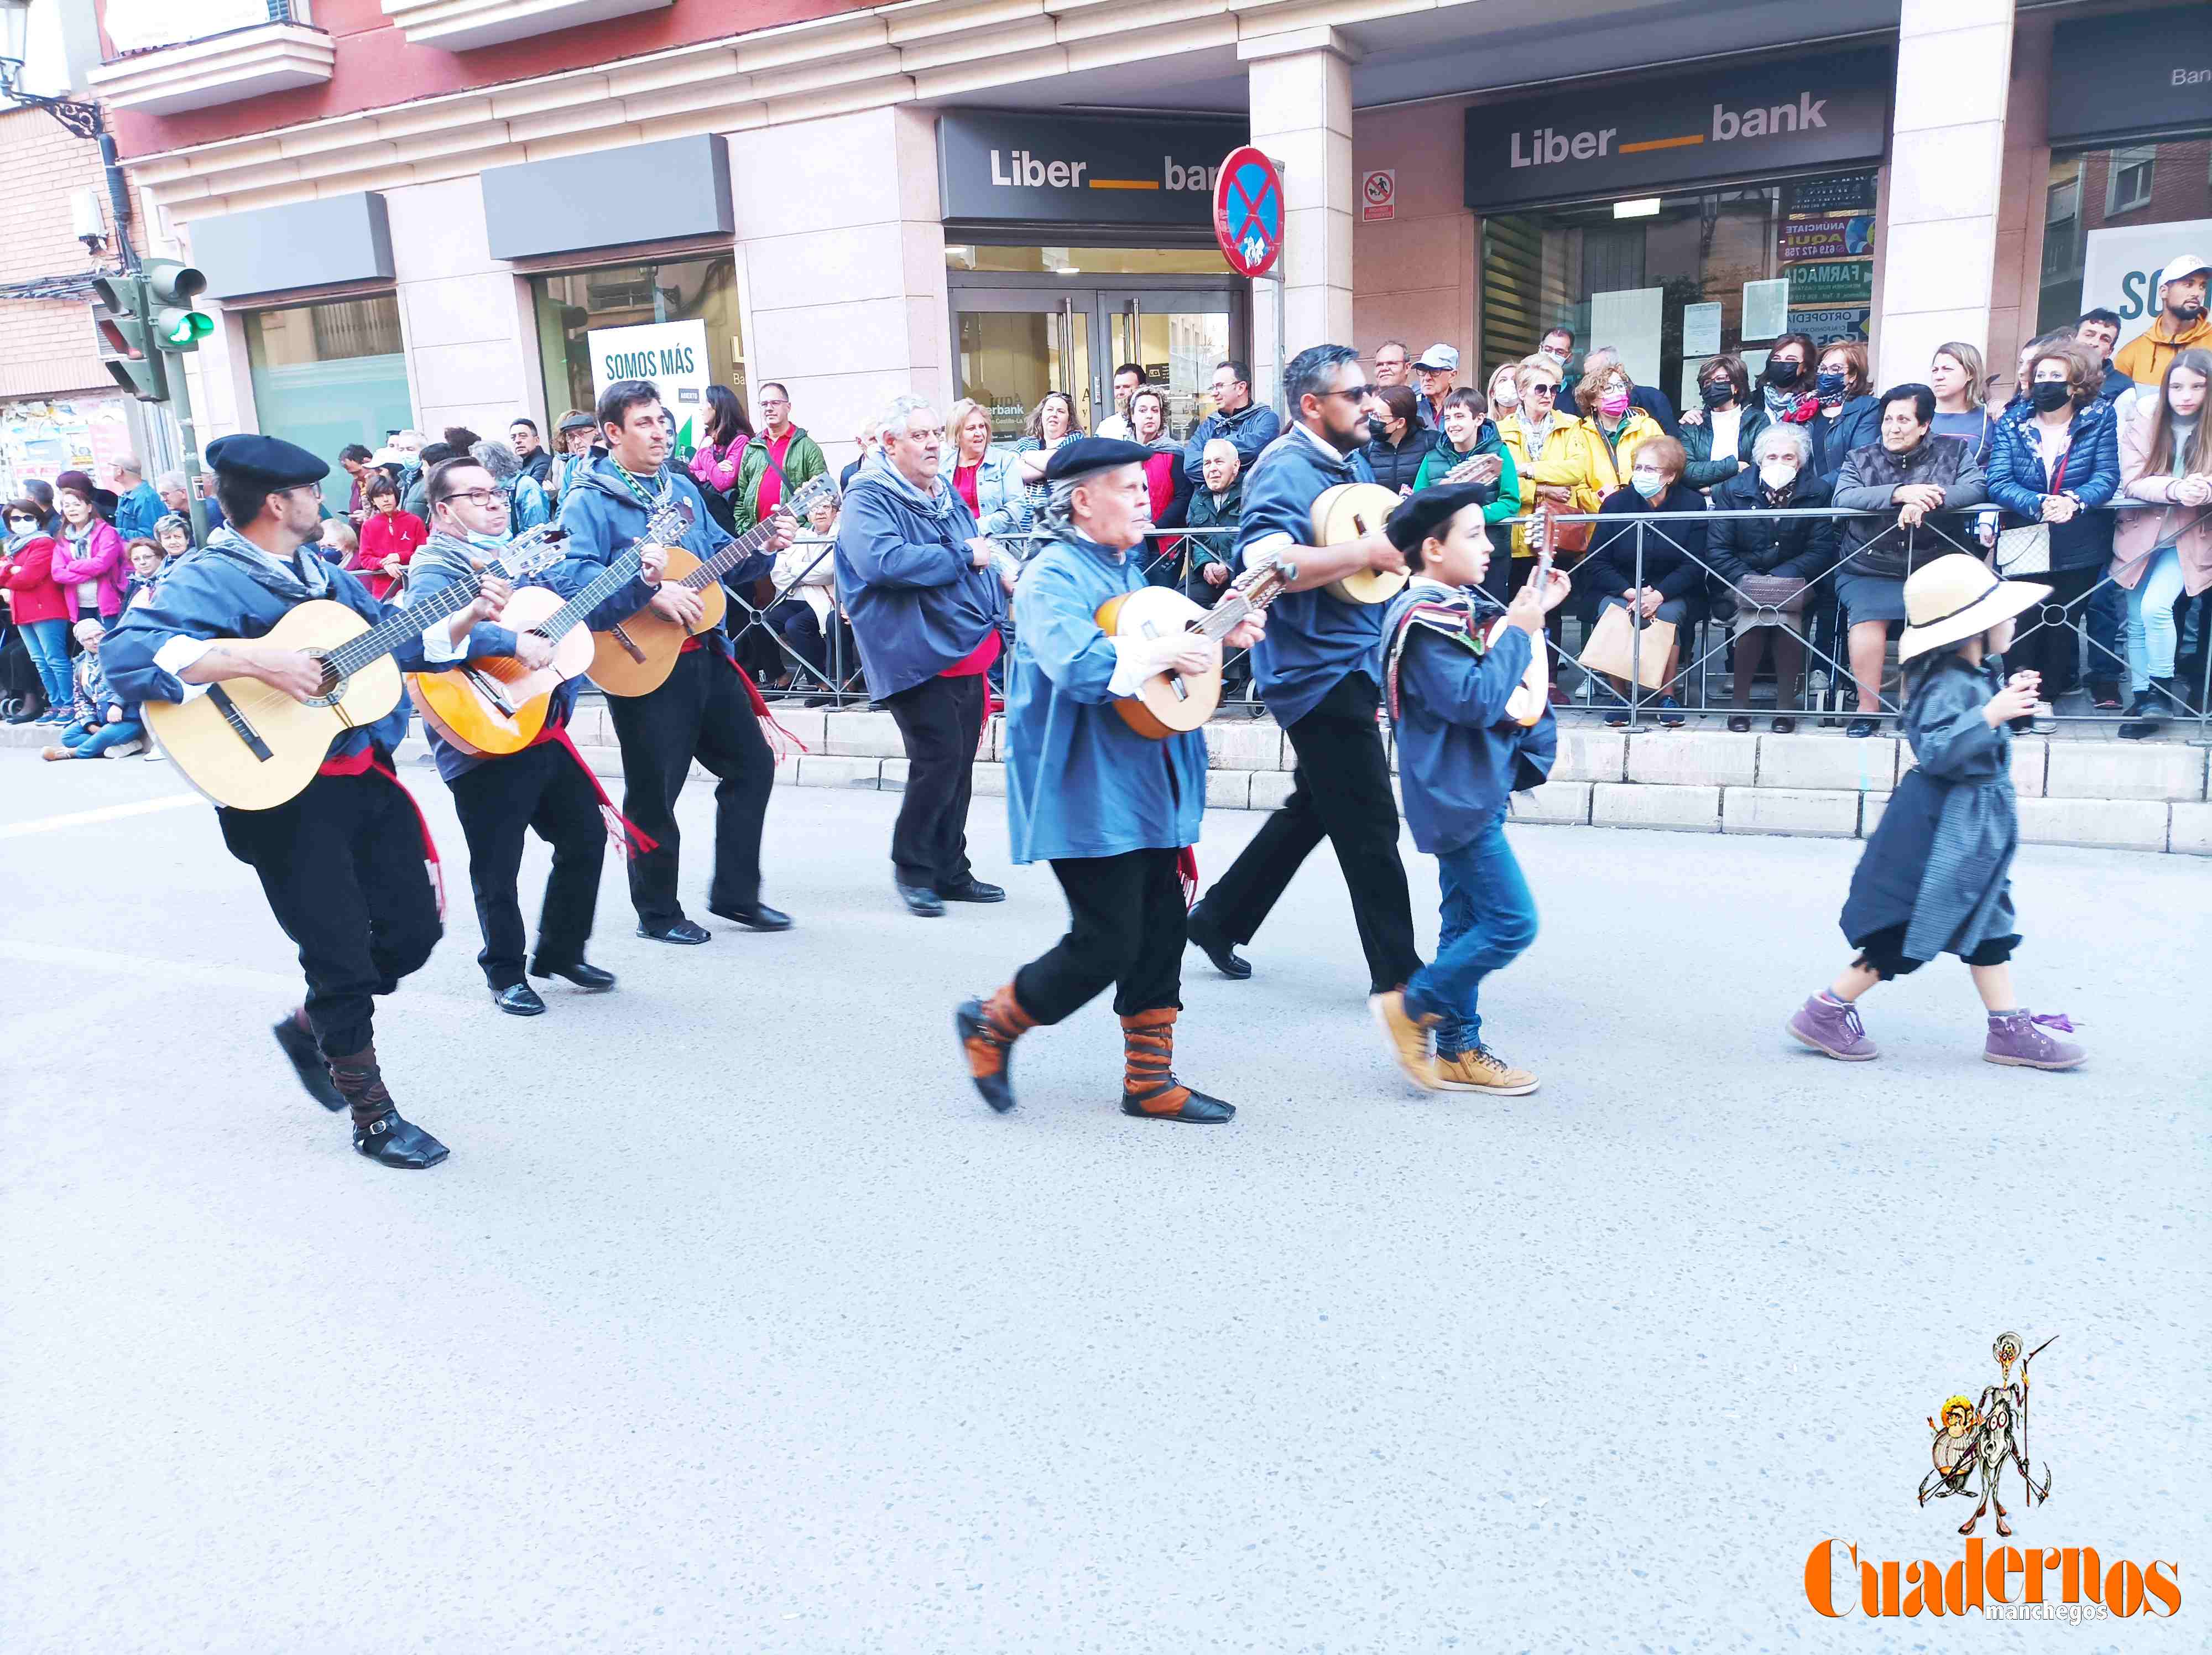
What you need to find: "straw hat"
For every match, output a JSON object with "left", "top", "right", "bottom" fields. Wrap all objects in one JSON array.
[{"left": 1897, "top": 554, "right": 2049, "bottom": 662}]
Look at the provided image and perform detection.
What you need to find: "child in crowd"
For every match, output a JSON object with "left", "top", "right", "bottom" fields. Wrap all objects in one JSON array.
[
  {"left": 154, "top": 512, "right": 193, "bottom": 561},
  {"left": 123, "top": 537, "right": 164, "bottom": 608},
  {"left": 1789, "top": 553, "right": 2085, "bottom": 1070},
  {"left": 1368, "top": 486, "right": 1571, "bottom": 1095},
  {"left": 40, "top": 617, "right": 146, "bottom": 761},
  {"left": 354, "top": 473, "right": 426, "bottom": 600}
]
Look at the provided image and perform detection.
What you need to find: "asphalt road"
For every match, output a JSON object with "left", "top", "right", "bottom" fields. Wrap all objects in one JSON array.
[{"left": 2, "top": 750, "right": 2205, "bottom": 1654}]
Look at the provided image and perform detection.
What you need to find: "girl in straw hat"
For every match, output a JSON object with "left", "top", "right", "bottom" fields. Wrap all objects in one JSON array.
[{"left": 1787, "top": 553, "right": 2085, "bottom": 1070}]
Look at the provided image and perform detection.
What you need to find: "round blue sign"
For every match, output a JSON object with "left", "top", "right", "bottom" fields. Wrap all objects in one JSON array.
[{"left": 1212, "top": 146, "right": 1283, "bottom": 279}]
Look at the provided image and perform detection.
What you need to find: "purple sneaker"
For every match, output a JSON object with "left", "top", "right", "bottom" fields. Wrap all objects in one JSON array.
[
  {"left": 1788, "top": 993, "right": 1879, "bottom": 1061},
  {"left": 1984, "top": 1010, "right": 2085, "bottom": 1071}
]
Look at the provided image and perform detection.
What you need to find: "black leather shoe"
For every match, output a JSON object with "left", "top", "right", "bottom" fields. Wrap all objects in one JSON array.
[
  {"left": 494, "top": 982, "right": 546, "bottom": 1016},
  {"left": 1185, "top": 907, "right": 1250, "bottom": 980},
  {"left": 935, "top": 878, "right": 1005, "bottom": 904},
  {"left": 708, "top": 901, "right": 793, "bottom": 931},
  {"left": 637, "top": 918, "right": 712, "bottom": 944},
  {"left": 1120, "top": 1084, "right": 1235, "bottom": 1125},
  {"left": 1726, "top": 714, "right": 1752, "bottom": 732},
  {"left": 352, "top": 1108, "right": 449, "bottom": 1169},
  {"left": 896, "top": 881, "right": 946, "bottom": 918},
  {"left": 272, "top": 1013, "right": 345, "bottom": 1111},
  {"left": 1845, "top": 717, "right": 1878, "bottom": 738},
  {"left": 532, "top": 959, "right": 617, "bottom": 991}
]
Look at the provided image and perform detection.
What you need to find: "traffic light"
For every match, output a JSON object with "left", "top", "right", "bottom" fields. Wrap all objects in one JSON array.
[
  {"left": 92, "top": 272, "right": 168, "bottom": 403},
  {"left": 145, "top": 259, "right": 211, "bottom": 350}
]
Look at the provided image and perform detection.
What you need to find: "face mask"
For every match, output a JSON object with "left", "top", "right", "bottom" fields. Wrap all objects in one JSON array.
[
  {"left": 2030, "top": 382, "right": 2073, "bottom": 413},
  {"left": 1699, "top": 379, "right": 1734, "bottom": 410},
  {"left": 1631, "top": 470, "right": 1665, "bottom": 499},
  {"left": 1491, "top": 386, "right": 1518, "bottom": 410},
  {"left": 465, "top": 528, "right": 508, "bottom": 551},
  {"left": 1815, "top": 370, "right": 1847, "bottom": 398},
  {"left": 1765, "top": 358, "right": 1803, "bottom": 388},
  {"left": 1598, "top": 391, "right": 1631, "bottom": 418},
  {"left": 1759, "top": 460, "right": 1799, "bottom": 492}
]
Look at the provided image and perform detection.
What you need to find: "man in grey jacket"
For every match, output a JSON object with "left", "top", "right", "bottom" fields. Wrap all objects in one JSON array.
[{"left": 1179, "top": 360, "right": 1281, "bottom": 484}]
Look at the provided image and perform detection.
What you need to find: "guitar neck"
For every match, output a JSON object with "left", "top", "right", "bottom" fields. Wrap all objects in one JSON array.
[
  {"left": 680, "top": 518, "right": 778, "bottom": 591},
  {"left": 327, "top": 562, "right": 490, "bottom": 677},
  {"left": 539, "top": 549, "right": 643, "bottom": 641}
]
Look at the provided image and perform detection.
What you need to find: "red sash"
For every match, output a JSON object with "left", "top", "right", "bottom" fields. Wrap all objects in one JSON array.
[
  {"left": 531, "top": 720, "right": 659, "bottom": 859},
  {"left": 712, "top": 648, "right": 808, "bottom": 761}
]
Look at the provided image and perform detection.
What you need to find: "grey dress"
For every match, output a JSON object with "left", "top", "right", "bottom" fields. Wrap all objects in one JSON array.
[{"left": 1841, "top": 657, "right": 2018, "bottom": 964}]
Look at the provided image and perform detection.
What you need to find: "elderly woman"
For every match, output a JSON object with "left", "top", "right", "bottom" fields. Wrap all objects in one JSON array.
[
  {"left": 1571, "top": 355, "right": 1666, "bottom": 501},
  {"left": 1705, "top": 422, "right": 1837, "bottom": 732},
  {"left": 1581, "top": 434, "right": 1707, "bottom": 726},
  {"left": 471, "top": 439, "right": 550, "bottom": 531},
  {"left": 940, "top": 397, "right": 1025, "bottom": 538},
  {"left": 1361, "top": 383, "right": 1441, "bottom": 494},
  {"left": 1012, "top": 391, "right": 1077, "bottom": 547},
  {"left": 1677, "top": 353, "right": 1765, "bottom": 491}
]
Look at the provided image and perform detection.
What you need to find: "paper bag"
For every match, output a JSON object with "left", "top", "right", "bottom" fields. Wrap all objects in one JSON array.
[{"left": 1577, "top": 605, "right": 1676, "bottom": 690}]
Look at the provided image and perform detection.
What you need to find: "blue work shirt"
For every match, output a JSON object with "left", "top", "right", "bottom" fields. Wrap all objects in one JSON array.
[
  {"left": 1234, "top": 422, "right": 1383, "bottom": 728},
  {"left": 555, "top": 456, "right": 754, "bottom": 654},
  {"left": 1004, "top": 530, "right": 1207, "bottom": 864},
  {"left": 1379, "top": 577, "right": 1557, "bottom": 855},
  {"left": 833, "top": 457, "right": 1006, "bottom": 702}
]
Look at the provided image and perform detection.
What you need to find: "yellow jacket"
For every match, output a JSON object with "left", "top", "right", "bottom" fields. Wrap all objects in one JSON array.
[
  {"left": 1498, "top": 413, "right": 1589, "bottom": 558},
  {"left": 2113, "top": 313, "right": 2211, "bottom": 388},
  {"left": 1569, "top": 409, "right": 1668, "bottom": 503}
]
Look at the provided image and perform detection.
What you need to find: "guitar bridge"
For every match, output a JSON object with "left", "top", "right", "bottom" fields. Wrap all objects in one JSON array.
[
  {"left": 206, "top": 684, "right": 274, "bottom": 762},
  {"left": 609, "top": 621, "right": 648, "bottom": 664},
  {"left": 463, "top": 666, "right": 518, "bottom": 714}
]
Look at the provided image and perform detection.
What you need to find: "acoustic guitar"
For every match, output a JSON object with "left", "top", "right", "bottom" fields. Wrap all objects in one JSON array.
[
  {"left": 145, "top": 529, "right": 566, "bottom": 811},
  {"left": 588, "top": 473, "right": 839, "bottom": 698},
  {"left": 1311, "top": 482, "right": 1409, "bottom": 605},
  {"left": 1095, "top": 554, "right": 1300, "bottom": 739},
  {"left": 408, "top": 501, "right": 688, "bottom": 757},
  {"left": 1490, "top": 501, "right": 1562, "bottom": 728}
]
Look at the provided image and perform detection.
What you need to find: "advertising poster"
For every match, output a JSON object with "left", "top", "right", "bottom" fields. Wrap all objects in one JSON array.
[
  {"left": 587, "top": 319, "right": 711, "bottom": 450},
  {"left": 1788, "top": 305, "right": 1871, "bottom": 342},
  {"left": 0, "top": 397, "right": 132, "bottom": 502},
  {"left": 1780, "top": 215, "right": 1875, "bottom": 264},
  {"left": 2081, "top": 218, "right": 2212, "bottom": 350},
  {"left": 1788, "top": 259, "right": 1874, "bottom": 305},
  {"left": 1787, "top": 173, "right": 1878, "bottom": 216}
]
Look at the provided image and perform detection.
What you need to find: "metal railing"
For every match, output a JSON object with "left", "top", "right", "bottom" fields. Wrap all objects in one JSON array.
[{"left": 711, "top": 505, "right": 2210, "bottom": 742}]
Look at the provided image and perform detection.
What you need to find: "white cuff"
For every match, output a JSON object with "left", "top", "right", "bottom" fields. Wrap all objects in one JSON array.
[
  {"left": 1106, "top": 636, "right": 1151, "bottom": 698},
  {"left": 420, "top": 616, "right": 468, "bottom": 664},
  {"left": 152, "top": 636, "right": 215, "bottom": 702},
  {"left": 1243, "top": 531, "right": 1292, "bottom": 561}
]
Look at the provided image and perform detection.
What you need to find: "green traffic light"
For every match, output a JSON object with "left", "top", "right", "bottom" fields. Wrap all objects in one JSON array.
[{"left": 158, "top": 309, "right": 215, "bottom": 346}]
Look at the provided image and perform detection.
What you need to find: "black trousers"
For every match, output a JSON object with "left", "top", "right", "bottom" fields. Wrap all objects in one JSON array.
[
  {"left": 1016, "top": 848, "right": 1186, "bottom": 1025},
  {"left": 217, "top": 768, "right": 442, "bottom": 1059},
  {"left": 604, "top": 647, "right": 774, "bottom": 926},
  {"left": 1195, "top": 670, "right": 1420, "bottom": 994},
  {"left": 447, "top": 742, "right": 607, "bottom": 988},
  {"left": 883, "top": 670, "right": 985, "bottom": 890},
  {"left": 768, "top": 598, "right": 828, "bottom": 679},
  {"left": 2006, "top": 564, "right": 2101, "bottom": 698}
]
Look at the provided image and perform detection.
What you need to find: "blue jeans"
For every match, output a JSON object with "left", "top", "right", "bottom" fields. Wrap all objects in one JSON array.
[
  {"left": 61, "top": 716, "right": 143, "bottom": 757},
  {"left": 1401, "top": 808, "right": 1538, "bottom": 1057},
  {"left": 20, "top": 617, "right": 71, "bottom": 707},
  {"left": 2126, "top": 547, "right": 2187, "bottom": 689}
]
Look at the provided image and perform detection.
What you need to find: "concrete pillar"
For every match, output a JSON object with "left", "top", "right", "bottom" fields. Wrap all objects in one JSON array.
[
  {"left": 729, "top": 104, "right": 950, "bottom": 472},
  {"left": 1241, "top": 28, "right": 1359, "bottom": 408},
  {"left": 1875, "top": 0, "right": 2015, "bottom": 387},
  {"left": 382, "top": 176, "right": 540, "bottom": 439}
]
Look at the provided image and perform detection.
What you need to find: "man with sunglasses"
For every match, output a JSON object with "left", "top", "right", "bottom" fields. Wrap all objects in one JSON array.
[
  {"left": 1185, "top": 343, "right": 1420, "bottom": 998},
  {"left": 105, "top": 435, "right": 520, "bottom": 1170}
]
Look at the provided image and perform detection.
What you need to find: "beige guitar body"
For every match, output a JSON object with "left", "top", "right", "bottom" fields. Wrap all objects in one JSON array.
[
  {"left": 1311, "top": 482, "right": 1410, "bottom": 605},
  {"left": 144, "top": 598, "right": 403, "bottom": 811},
  {"left": 1096, "top": 585, "right": 1222, "bottom": 737},
  {"left": 406, "top": 586, "right": 594, "bottom": 757},
  {"left": 587, "top": 544, "right": 719, "bottom": 698}
]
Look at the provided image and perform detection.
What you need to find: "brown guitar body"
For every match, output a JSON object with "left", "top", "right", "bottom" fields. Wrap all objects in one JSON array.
[
  {"left": 407, "top": 587, "right": 595, "bottom": 757},
  {"left": 1311, "top": 482, "right": 1410, "bottom": 605},
  {"left": 587, "top": 545, "right": 726, "bottom": 698},
  {"left": 1097, "top": 586, "right": 1222, "bottom": 737}
]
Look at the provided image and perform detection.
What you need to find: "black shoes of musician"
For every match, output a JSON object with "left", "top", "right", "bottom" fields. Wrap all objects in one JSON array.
[
  {"left": 1119, "top": 1085, "right": 1235, "bottom": 1125},
  {"left": 707, "top": 901, "right": 794, "bottom": 931},
  {"left": 531, "top": 957, "right": 617, "bottom": 991},
  {"left": 1845, "top": 717, "right": 1879, "bottom": 738},
  {"left": 272, "top": 1011, "right": 346, "bottom": 1112},
  {"left": 935, "top": 877, "right": 1005, "bottom": 904},
  {"left": 494, "top": 982, "right": 547, "bottom": 1017},
  {"left": 637, "top": 918, "right": 713, "bottom": 944},
  {"left": 896, "top": 881, "right": 946, "bottom": 918},
  {"left": 1185, "top": 906, "right": 1251, "bottom": 980},
  {"left": 352, "top": 1109, "right": 450, "bottom": 1169}
]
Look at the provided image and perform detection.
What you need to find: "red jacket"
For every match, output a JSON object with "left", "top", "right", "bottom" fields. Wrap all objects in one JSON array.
[
  {"left": 2, "top": 535, "right": 70, "bottom": 626},
  {"left": 355, "top": 509, "right": 429, "bottom": 600}
]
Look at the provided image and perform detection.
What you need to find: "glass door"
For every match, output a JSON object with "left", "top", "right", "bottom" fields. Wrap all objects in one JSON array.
[
  {"left": 951, "top": 290, "right": 1094, "bottom": 441},
  {"left": 1104, "top": 291, "right": 1234, "bottom": 441}
]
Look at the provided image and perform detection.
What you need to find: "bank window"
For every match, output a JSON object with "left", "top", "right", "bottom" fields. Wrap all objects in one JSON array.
[
  {"left": 243, "top": 295, "right": 414, "bottom": 490},
  {"left": 2106, "top": 146, "right": 2156, "bottom": 216},
  {"left": 530, "top": 257, "right": 744, "bottom": 437},
  {"left": 2041, "top": 174, "right": 2079, "bottom": 283}
]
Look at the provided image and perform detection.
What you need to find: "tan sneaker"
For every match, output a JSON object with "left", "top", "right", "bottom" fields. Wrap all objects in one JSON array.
[
  {"left": 1433, "top": 1045, "right": 1540, "bottom": 1096},
  {"left": 1369, "top": 991, "right": 1441, "bottom": 1091}
]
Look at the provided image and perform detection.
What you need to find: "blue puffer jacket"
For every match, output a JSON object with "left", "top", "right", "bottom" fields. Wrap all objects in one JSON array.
[{"left": 1984, "top": 396, "right": 2120, "bottom": 573}]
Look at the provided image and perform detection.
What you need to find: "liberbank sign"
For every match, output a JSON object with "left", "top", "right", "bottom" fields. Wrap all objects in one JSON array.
[
  {"left": 1463, "top": 49, "right": 1892, "bottom": 212},
  {"left": 939, "top": 111, "right": 1248, "bottom": 228}
]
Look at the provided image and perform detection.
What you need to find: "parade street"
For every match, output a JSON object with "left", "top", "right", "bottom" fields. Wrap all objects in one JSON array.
[{"left": 3, "top": 750, "right": 2205, "bottom": 1655}]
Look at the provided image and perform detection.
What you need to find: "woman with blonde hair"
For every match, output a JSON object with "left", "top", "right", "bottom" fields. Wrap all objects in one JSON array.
[
  {"left": 939, "top": 397, "right": 1024, "bottom": 538},
  {"left": 1929, "top": 341, "right": 1996, "bottom": 465}
]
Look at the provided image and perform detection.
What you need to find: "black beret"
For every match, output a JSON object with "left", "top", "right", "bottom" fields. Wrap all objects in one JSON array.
[
  {"left": 1386, "top": 483, "right": 1493, "bottom": 554},
  {"left": 1043, "top": 436, "right": 1155, "bottom": 483},
  {"left": 205, "top": 434, "right": 330, "bottom": 488}
]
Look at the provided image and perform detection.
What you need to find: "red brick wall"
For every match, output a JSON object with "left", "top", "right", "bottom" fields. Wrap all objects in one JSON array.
[{"left": 0, "top": 106, "right": 117, "bottom": 399}]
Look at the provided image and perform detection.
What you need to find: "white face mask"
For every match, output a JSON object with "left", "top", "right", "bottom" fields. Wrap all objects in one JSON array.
[{"left": 1759, "top": 460, "right": 1799, "bottom": 491}]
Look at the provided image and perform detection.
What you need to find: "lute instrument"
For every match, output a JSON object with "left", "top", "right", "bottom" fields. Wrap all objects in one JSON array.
[
  {"left": 145, "top": 528, "right": 566, "bottom": 811},
  {"left": 1311, "top": 482, "right": 1409, "bottom": 605},
  {"left": 408, "top": 500, "right": 690, "bottom": 757},
  {"left": 1491, "top": 501, "right": 1561, "bottom": 727},
  {"left": 1095, "top": 553, "right": 1299, "bottom": 738},
  {"left": 588, "top": 473, "right": 839, "bottom": 698}
]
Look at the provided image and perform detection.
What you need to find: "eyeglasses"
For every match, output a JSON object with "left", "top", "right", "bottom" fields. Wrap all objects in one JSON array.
[
  {"left": 276, "top": 482, "right": 322, "bottom": 501},
  {"left": 1324, "top": 383, "right": 1380, "bottom": 403},
  {"left": 444, "top": 488, "right": 509, "bottom": 509},
  {"left": 1525, "top": 383, "right": 1558, "bottom": 397},
  {"left": 760, "top": 398, "right": 790, "bottom": 409}
]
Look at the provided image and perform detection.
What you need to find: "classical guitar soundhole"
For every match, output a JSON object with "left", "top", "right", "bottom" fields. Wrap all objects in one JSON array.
[{"left": 301, "top": 652, "right": 346, "bottom": 709}]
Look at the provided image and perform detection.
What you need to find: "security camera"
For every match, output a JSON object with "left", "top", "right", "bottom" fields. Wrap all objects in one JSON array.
[{"left": 72, "top": 187, "right": 106, "bottom": 252}]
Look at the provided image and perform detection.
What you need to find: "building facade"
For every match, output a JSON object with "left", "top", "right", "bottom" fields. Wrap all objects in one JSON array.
[{"left": 84, "top": 0, "right": 2212, "bottom": 478}]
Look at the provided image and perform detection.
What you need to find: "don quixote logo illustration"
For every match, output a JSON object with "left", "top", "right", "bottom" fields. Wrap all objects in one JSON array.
[{"left": 1803, "top": 1333, "right": 2184, "bottom": 1622}]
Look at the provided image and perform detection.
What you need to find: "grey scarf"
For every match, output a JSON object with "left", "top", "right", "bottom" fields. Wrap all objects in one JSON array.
[
  {"left": 858, "top": 450, "right": 957, "bottom": 520},
  {"left": 197, "top": 524, "right": 333, "bottom": 602}
]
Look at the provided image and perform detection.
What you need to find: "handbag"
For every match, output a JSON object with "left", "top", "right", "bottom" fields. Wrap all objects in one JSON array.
[
  {"left": 1992, "top": 449, "right": 2064, "bottom": 576},
  {"left": 1577, "top": 602, "right": 1676, "bottom": 690},
  {"left": 1735, "top": 574, "right": 1810, "bottom": 613}
]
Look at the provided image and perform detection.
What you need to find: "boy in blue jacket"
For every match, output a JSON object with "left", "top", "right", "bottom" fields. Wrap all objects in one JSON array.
[{"left": 1368, "top": 486, "right": 1571, "bottom": 1096}]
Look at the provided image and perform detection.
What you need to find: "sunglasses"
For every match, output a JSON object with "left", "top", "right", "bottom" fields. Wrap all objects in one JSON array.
[{"left": 1324, "top": 383, "right": 1380, "bottom": 403}]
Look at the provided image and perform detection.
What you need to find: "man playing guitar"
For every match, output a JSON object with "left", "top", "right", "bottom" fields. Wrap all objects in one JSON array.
[
  {"left": 557, "top": 379, "right": 800, "bottom": 945},
  {"left": 1184, "top": 343, "right": 1420, "bottom": 996},
  {"left": 408, "top": 457, "right": 651, "bottom": 1016},
  {"left": 104, "top": 436, "right": 516, "bottom": 1169}
]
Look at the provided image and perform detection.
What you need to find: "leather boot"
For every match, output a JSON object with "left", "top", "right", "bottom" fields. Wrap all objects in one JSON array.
[
  {"left": 955, "top": 984, "right": 1034, "bottom": 1113},
  {"left": 326, "top": 1043, "right": 450, "bottom": 1168},
  {"left": 1119, "top": 1007, "right": 1233, "bottom": 1124}
]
